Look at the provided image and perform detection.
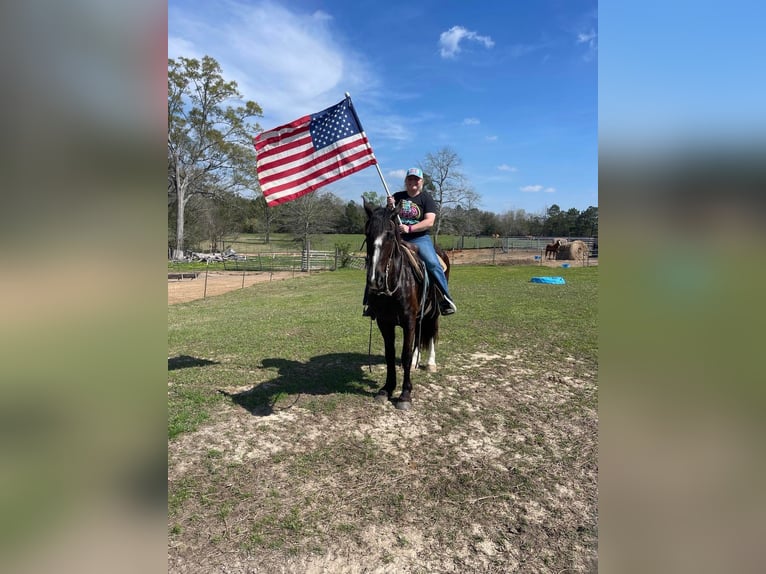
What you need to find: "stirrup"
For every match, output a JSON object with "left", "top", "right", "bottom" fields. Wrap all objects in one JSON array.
[{"left": 439, "top": 295, "right": 457, "bottom": 315}]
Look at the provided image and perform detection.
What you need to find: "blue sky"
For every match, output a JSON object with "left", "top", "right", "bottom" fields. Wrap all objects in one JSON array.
[
  {"left": 169, "top": 0, "right": 597, "bottom": 215},
  {"left": 600, "top": 0, "right": 765, "bottom": 152}
]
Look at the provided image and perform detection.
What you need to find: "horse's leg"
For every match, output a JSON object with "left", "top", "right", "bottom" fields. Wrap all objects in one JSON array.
[
  {"left": 396, "top": 322, "right": 415, "bottom": 410},
  {"left": 410, "top": 316, "right": 422, "bottom": 370},
  {"left": 375, "top": 321, "right": 397, "bottom": 402},
  {"left": 425, "top": 338, "right": 437, "bottom": 372},
  {"left": 410, "top": 346, "right": 420, "bottom": 371}
]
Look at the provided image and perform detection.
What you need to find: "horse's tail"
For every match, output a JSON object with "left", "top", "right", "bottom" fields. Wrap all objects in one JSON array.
[{"left": 418, "top": 309, "right": 439, "bottom": 351}]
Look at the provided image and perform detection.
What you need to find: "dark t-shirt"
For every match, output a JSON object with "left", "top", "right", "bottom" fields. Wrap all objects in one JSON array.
[{"left": 392, "top": 191, "right": 437, "bottom": 239}]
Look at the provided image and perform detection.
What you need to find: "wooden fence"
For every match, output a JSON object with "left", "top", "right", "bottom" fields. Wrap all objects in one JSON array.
[{"left": 223, "top": 250, "right": 341, "bottom": 272}]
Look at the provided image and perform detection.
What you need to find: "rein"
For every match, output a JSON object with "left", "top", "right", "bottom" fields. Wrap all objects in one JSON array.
[{"left": 371, "top": 223, "right": 404, "bottom": 297}]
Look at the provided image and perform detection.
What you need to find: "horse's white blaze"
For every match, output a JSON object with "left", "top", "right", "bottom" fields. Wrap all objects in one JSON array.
[{"left": 370, "top": 235, "right": 384, "bottom": 283}]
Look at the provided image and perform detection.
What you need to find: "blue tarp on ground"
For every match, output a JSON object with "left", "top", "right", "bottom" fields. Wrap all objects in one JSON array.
[{"left": 530, "top": 276, "right": 566, "bottom": 284}]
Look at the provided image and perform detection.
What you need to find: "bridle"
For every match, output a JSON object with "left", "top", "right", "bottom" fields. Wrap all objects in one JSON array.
[{"left": 368, "top": 220, "right": 404, "bottom": 297}]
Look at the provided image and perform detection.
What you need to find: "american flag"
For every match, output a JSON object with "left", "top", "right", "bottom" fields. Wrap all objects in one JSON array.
[{"left": 253, "top": 97, "right": 378, "bottom": 206}]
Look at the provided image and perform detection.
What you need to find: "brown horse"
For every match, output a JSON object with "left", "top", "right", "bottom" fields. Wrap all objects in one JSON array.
[
  {"left": 545, "top": 239, "right": 561, "bottom": 260},
  {"left": 363, "top": 199, "right": 449, "bottom": 410}
]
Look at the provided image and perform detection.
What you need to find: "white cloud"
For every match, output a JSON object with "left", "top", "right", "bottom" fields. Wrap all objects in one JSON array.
[
  {"left": 312, "top": 10, "right": 332, "bottom": 21},
  {"left": 439, "top": 26, "right": 495, "bottom": 59},
  {"left": 577, "top": 31, "right": 597, "bottom": 45},
  {"left": 544, "top": 187, "right": 556, "bottom": 193},
  {"left": 389, "top": 169, "right": 406, "bottom": 181},
  {"left": 485, "top": 135, "right": 498, "bottom": 142},
  {"left": 520, "top": 185, "right": 543, "bottom": 193},
  {"left": 168, "top": 2, "right": 378, "bottom": 127},
  {"left": 577, "top": 30, "right": 597, "bottom": 62},
  {"left": 498, "top": 164, "right": 518, "bottom": 172},
  {"left": 463, "top": 117, "right": 480, "bottom": 125},
  {"left": 168, "top": 36, "right": 198, "bottom": 60}
]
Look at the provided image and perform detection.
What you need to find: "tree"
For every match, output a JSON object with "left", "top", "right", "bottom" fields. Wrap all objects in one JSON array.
[
  {"left": 339, "top": 200, "right": 365, "bottom": 234},
  {"left": 167, "top": 55, "right": 262, "bottom": 259},
  {"left": 421, "top": 147, "right": 480, "bottom": 239},
  {"left": 575, "top": 206, "right": 598, "bottom": 237},
  {"left": 197, "top": 192, "right": 254, "bottom": 251},
  {"left": 251, "top": 195, "right": 281, "bottom": 244},
  {"left": 477, "top": 210, "right": 502, "bottom": 236},
  {"left": 542, "top": 204, "right": 563, "bottom": 236},
  {"left": 498, "top": 208, "right": 532, "bottom": 236},
  {"left": 276, "top": 190, "right": 343, "bottom": 247},
  {"left": 362, "top": 190, "right": 387, "bottom": 207}
]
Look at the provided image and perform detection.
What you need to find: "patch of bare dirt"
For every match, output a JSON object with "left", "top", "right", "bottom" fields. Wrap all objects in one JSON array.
[
  {"left": 168, "top": 271, "right": 310, "bottom": 305},
  {"left": 168, "top": 351, "right": 598, "bottom": 573}
]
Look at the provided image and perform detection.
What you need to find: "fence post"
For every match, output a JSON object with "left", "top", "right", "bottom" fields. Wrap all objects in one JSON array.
[{"left": 301, "top": 239, "right": 310, "bottom": 273}]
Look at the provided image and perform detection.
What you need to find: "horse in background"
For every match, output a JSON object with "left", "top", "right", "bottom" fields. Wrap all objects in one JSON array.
[
  {"left": 545, "top": 239, "right": 561, "bottom": 260},
  {"left": 363, "top": 199, "right": 449, "bottom": 410}
]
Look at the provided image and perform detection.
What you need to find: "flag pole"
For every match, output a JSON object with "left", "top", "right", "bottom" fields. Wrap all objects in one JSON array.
[
  {"left": 345, "top": 92, "right": 393, "bottom": 199},
  {"left": 345, "top": 92, "right": 402, "bottom": 225}
]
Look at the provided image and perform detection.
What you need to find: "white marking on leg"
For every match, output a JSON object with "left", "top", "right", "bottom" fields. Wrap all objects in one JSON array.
[
  {"left": 411, "top": 346, "right": 420, "bottom": 369},
  {"left": 426, "top": 339, "right": 437, "bottom": 372}
]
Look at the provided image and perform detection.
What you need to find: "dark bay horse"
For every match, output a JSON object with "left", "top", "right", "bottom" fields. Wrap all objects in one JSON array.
[
  {"left": 545, "top": 239, "right": 561, "bottom": 260},
  {"left": 363, "top": 199, "right": 449, "bottom": 410}
]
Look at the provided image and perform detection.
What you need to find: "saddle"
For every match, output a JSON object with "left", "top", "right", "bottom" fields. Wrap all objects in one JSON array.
[{"left": 400, "top": 241, "right": 447, "bottom": 283}]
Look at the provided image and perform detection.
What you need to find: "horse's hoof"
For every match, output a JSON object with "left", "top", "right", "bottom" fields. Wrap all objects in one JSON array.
[
  {"left": 374, "top": 392, "right": 390, "bottom": 404},
  {"left": 395, "top": 400, "right": 412, "bottom": 411},
  {"left": 425, "top": 364, "right": 438, "bottom": 373}
]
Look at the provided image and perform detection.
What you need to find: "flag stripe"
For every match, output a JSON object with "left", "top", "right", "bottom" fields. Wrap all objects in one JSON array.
[
  {"left": 256, "top": 138, "right": 316, "bottom": 177},
  {"left": 263, "top": 156, "right": 378, "bottom": 206},
  {"left": 257, "top": 133, "right": 371, "bottom": 185},
  {"left": 253, "top": 115, "right": 311, "bottom": 152},
  {"left": 252, "top": 97, "right": 377, "bottom": 207},
  {"left": 259, "top": 143, "right": 376, "bottom": 193},
  {"left": 256, "top": 132, "right": 313, "bottom": 161}
]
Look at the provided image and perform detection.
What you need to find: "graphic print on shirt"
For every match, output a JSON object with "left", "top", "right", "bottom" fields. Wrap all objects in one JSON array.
[{"left": 399, "top": 200, "right": 422, "bottom": 226}]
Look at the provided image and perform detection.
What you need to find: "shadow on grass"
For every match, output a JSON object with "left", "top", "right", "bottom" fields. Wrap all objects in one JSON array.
[
  {"left": 168, "top": 355, "right": 219, "bottom": 371},
  {"left": 220, "top": 352, "right": 385, "bottom": 416}
]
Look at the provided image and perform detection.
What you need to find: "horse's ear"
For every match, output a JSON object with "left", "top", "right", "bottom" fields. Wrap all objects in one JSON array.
[
  {"left": 362, "top": 196, "right": 375, "bottom": 218},
  {"left": 390, "top": 201, "right": 403, "bottom": 218}
]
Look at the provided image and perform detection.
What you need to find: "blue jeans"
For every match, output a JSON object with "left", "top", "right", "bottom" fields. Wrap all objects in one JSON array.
[{"left": 406, "top": 235, "right": 452, "bottom": 299}]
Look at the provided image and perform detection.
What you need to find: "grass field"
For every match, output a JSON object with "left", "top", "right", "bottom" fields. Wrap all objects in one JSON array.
[{"left": 168, "top": 265, "right": 598, "bottom": 572}]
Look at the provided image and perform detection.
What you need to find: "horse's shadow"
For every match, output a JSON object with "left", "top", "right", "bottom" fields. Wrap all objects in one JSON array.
[{"left": 220, "top": 352, "right": 385, "bottom": 416}]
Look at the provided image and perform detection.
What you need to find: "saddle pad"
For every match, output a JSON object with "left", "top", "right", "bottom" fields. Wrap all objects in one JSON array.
[
  {"left": 402, "top": 245, "right": 425, "bottom": 281},
  {"left": 530, "top": 276, "right": 566, "bottom": 284},
  {"left": 401, "top": 245, "right": 448, "bottom": 279}
]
